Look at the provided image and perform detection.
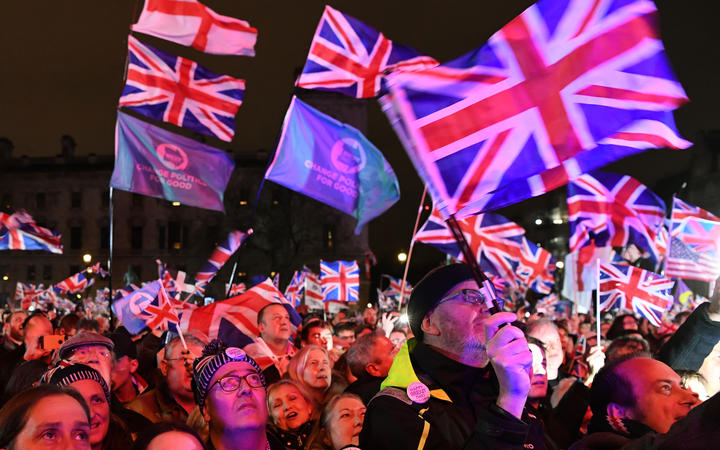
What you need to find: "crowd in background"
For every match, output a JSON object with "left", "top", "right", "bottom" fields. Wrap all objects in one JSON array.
[{"left": 0, "top": 262, "right": 718, "bottom": 449}]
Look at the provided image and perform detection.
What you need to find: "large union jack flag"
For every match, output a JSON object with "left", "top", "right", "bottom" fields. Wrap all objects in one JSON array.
[
  {"left": 284, "top": 271, "right": 304, "bottom": 307},
  {"left": 381, "top": 0, "right": 690, "bottom": 219},
  {"left": 296, "top": 5, "right": 437, "bottom": 98},
  {"left": 665, "top": 198, "right": 720, "bottom": 282},
  {"left": 179, "top": 279, "right": 301, "bottom": 346},
  {"left": 567, "top": 171, "right": 666, "bottom": 262},
  {"left": 53, "top": 272, "right": 95, "bottom": 295},
  {"left": 113, "top": 281, "right": 186, "bottom": 334},
  {"left": 517, "top": 237, "right": 556, "bottom": 294},
  {"left": 193, "top": 230, "right": 251, "bottom": 296},
  {"left": 0, "top": 211, "right": 63, "bottom": 254},
  {"left": 119, "top": 36, "right": 245, "bottom": 142},
  {"left": 320, "top": 260, "right": 360, "bottom": 302},
  {"left": 598, "top": 262, "right": 674, "bottom": 326},
  {"left": 415, "top": 206, "right": 525, "bottom": 287}
]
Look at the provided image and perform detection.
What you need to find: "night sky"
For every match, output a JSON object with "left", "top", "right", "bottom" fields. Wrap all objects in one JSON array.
[{"left": 1, "top": 1, "right": 719, "bottom": 279}]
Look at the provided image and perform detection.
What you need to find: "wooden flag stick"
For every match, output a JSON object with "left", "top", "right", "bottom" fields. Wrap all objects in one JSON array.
[
  {"left": 398, "top": 187, "right": 427, "bottom": 308},
  {"left": 445, "top": 214, "right": 503, "bottom": 314}
]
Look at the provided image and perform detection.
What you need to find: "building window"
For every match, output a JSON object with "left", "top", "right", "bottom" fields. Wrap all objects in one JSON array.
[
  {"left": 71, "top": 192, "right": 82, "bottom": 208},
  {"left": 43, "top": 265, "right": 52, "bottom": 281},
  {"left": 36, "top": 193, "right": 46, "bottom": 209},
  {"left": 169, "top": 221, "right": 182, "bottom": 250},
  {"left": 158, "top": 225, "right": 166, "bottom": 250},
  {"left": 131, "top": 226, "right": 143, "bottom": 250},
  {"left": 27, "top": 265, "right": 36, "bottom": 281},
  {"left": 323, "top": 225, "right": 335, "bottom": 249},
  {"left": 69, "top": 265, "right": 79, "bottom": 276},
  {"left": 70, "top": 227, "right": 82, "bottom": 249},
  {"left": 100, "top": 226, "right": 109, "bottom": 249}
]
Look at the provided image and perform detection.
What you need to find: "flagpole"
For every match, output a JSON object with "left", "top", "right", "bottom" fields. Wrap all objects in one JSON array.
[
  {"left": 225, "top": 261, "right": 238, "bottom": 299},
  {"left": 108, "top": 187, "right": 114, "bottom": 308},
  {"left": 595, "top": 259, "right": 601, "bottom": 349},
  {"left": 398, "top": 187, "right": 427, "bottom": 309},
  {"left": 445, "top": 214, "right": 503, "bottom": 314}
]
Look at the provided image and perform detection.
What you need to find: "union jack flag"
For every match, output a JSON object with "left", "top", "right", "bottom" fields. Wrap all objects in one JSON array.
[
  {"left": 226, "top": 282, "right": 247, "bottom": 297},
  {"left": 415, "top": 206, "right": 524, "bottom": 287},
  {"left": 666, "top": 198, "right": 720, "bottom": 282},
  {"left": 113, "top": 281, "right": 185, "bottom": 334},
  {"left": 517, "top": 238, "right": 556, "bottom": 294},
  {"left": 568, "top": 172, "right": 666, "bottom": 263},
  {"left": 119, "top": 36, "right": 245, "bottom": 142},
  {"left": 284, "top": 271, "right": 304, "bottom": 307},
  {"left": 382, "top": 275, "right": 412, "bottom": 304},
  {"left": 272, "top": 273, "right": 280, "bottom": 289},
  {"left": 296, "top": 5, "right": 437, "bottom": 98},
  {"left": 381, "top": 0, "right": 690, "bottom": 219},
  {"left": 363, "top": 248, "right": 377, "bottom": 280},
  {"left": 598, "top": 262, "right": 674, "bottom": 326},
  {"left": 53, "top": 272, "right": 94, "bottom": 295},
  {"left": 320, "top": 260, "right": 360, "bottom": 302},
  {"left": 193, "top": 230, "right": 251, "bottom": 296},
  {"left": 0, "top": 210, "right": 63, "bottom": 254},
  {"left": 179, "top": 279, "right": 301, "bottom": 346},
  {"left": 113, "top": 284, "right": 141, "bottom": 303},
  {"left": 535, "top": 292, "right": 559, "bottom": 314},
  {"left": 88, "top": 262, "right": 110, "bottom": 278},
  {"left": 156, "top": 259, "right": 179, "bottom": 299}
]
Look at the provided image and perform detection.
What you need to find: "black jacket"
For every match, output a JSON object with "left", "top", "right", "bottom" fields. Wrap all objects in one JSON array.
[
  {"left": 657, "top": 302, "right": 720, "bottom": 371},
  {"left": 359, "top": 339, "right": 546, "bottom": 449}
]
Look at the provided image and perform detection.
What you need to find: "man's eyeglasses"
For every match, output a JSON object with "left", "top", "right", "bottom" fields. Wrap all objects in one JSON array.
[
  {"left": 211, "top": 373, "right": 265, "bottom": 392},
  {"left": 436, "top": 288, "right": 503, "bottom": 311}
]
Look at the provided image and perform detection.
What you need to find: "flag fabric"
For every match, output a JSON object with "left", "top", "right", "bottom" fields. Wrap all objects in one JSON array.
[
  {"left": 156, "top": 260, "right": 179, "bottom": 299},
  {"left": 363, "top": 248, "right": 377, "bottom": 279},
  {"left": 380, "top": 0, "right": 690, "bottom": 220},
  {"left": 178, "top": 279, "right": 301, "bottom": 347},
  {"left": 598, "top": 262, "right": 674, "bottom": 326},
  {"left": 194, "top": 230, "right": 251, "bottom": 296},
  {"left": 131, "top": 0, "right": 257, "bottom": 56},
  {"left": 112, "top": 281, "right": 183, "bottom": 334},
  {"left": 0, "top": 211, "right": 63, "bottom": 254},
  {"left": 296, "top": 5, "right": 437, "bottom": 98},
  {"left": 562, "top": 243, "right": 615, "bottom": 300},
  {"left": 567, "top": 172, "right": 666, "bottom": 263},
  {"left": 272, "top": 273, "right": 280, "bottom": 289},
  {"left": 265, "top": 96, "right": 400, "bottom": 234},
  {"left": 517, "top": 238, "right": 556, "bottom": 294},
  {"left": 673, "top": 278, "right": 693, "bottom": 308},
  {"left": 119, "top": 36, "right": 245, "bottom": 141},
  {"left": 111, "top": 111, "right": 236, "bottom": 211},
  {"left": 226, "top": 282, "right": 247, "bottom": 297},
  {"left": 53, "top": 272, "right": 95, "bottom": 295},
  {"left": 320, "top": 260, "right": 360, "bottom": 302},
  {"left": 415, "top": 206, "right": 525, "bottom": 287},
  {"left": 666, "top": 198, "right": 720, "bottom": 282},
  {"left": 284, "top": 271, "right": 304, "bottom": 307},
  {"left": 89, "top": 263, "right": 110, "bottom": 278},
  {"left": 302, "top": 267, "right": 324, "bottom": 309},
  {"left": 382, "top": 275, "right": 412, "bottom": 304}
]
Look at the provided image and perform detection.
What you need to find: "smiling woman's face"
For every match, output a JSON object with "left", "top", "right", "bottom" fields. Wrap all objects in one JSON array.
[{"left": 268, "top": 384, "right": 314, "bottom": 431}]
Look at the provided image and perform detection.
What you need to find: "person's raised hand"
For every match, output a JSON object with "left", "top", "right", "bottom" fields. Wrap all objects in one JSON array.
[
  {"left": 379, "top": 312, "right": 399, "bottom": 337},
  {"left": 484, "top": 312, "right": 532, "bottom": 419}
]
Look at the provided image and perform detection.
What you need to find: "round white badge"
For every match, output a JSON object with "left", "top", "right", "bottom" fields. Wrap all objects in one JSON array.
[
  {"left": 225, "top": 347, "right": 246, "bottom": 360},
  {"left": 406, "top": 381, "right": 431, "bottom": 404}
]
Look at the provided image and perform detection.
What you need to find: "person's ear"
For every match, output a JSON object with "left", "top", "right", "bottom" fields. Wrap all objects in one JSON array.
[
  {"left": 129, "top": 358, "right": 139, "bottom": 374},
  {"left": 607, "top": 402, "right": 631, "bottom": 419},
  {"left": 421, "top": 313, "right": 440, "bottom": 337},
  {"left": 159, "top": 359, "right": 169, "bottom": 377},
  {"left": 366, "top": 362, "right": 382, "bottom": 377}
]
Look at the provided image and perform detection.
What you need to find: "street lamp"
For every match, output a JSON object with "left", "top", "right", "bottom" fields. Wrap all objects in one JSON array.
[
  {"left": 397, "top": 252, "right": 408, "bottom": 263},
  {"left": 2, "top": 275, "right": 8, "bottom": 281},
  {"left": 555, "top": 261, "right": 565, "bottom": 269},
  {"left": 82, "top": 253, "right": 92, "bottom": 264}
]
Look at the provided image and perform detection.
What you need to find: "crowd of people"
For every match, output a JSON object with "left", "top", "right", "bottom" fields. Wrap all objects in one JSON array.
[{"left": 0, "top": 262, "right": 719, "bottom": 449}]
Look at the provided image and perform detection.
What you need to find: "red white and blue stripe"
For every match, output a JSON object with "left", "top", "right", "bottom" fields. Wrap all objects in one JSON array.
[{"left": 320, "top": 260, "right": 360, "bottom": 302}]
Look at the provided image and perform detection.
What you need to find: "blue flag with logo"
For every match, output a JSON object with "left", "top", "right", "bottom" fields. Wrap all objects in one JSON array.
[
  {"left": 265, "top": 96, "right": 400, "bottom": 234},
  {"left": 111, "top": 111, "right": 235, "bottom": 212}
]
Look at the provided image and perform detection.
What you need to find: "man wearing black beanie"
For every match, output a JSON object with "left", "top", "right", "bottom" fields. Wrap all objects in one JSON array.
[{"left": 360, "top": 263, "right": 544, "bottom": 449}]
